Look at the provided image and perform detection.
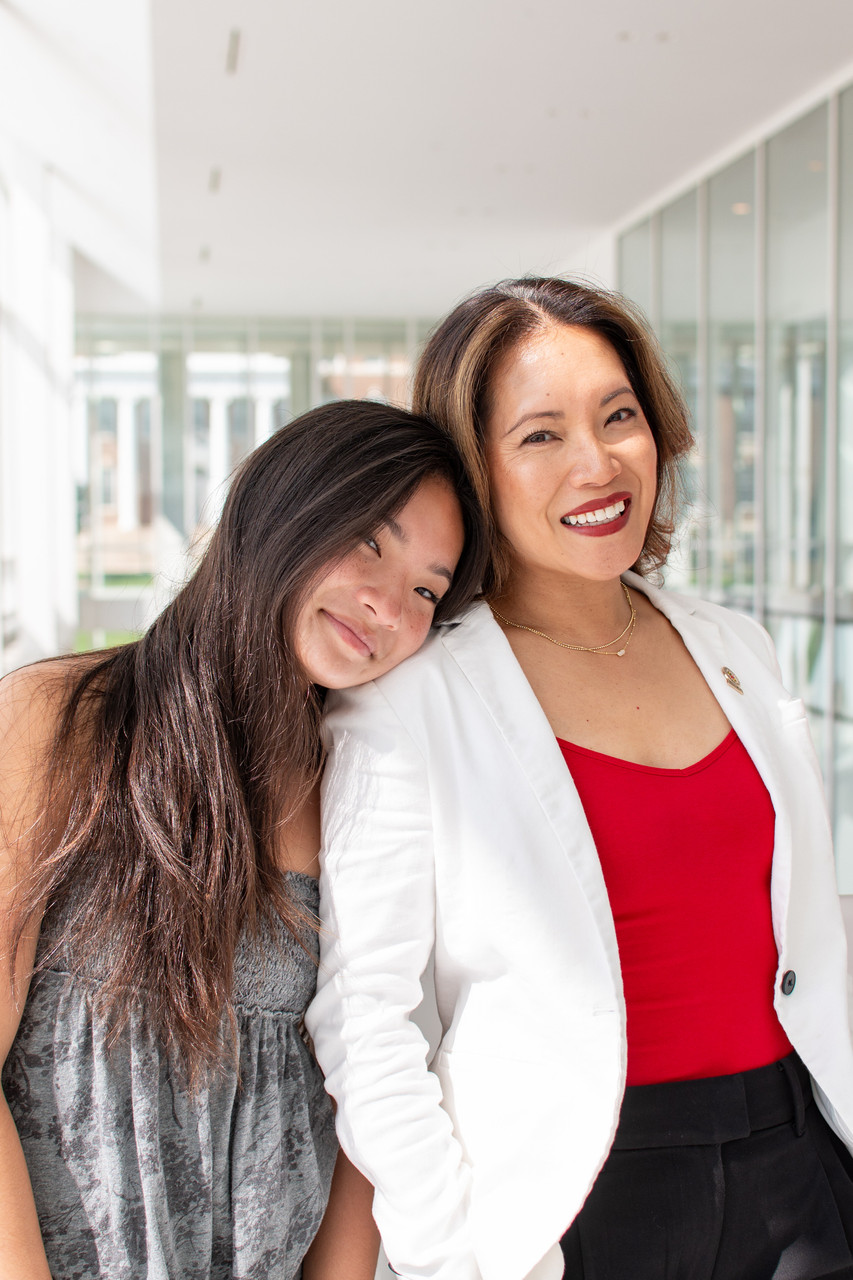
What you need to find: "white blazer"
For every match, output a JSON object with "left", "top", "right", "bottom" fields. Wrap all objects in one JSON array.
[{"left": 306, "top": 574, "right": 853, "bottom": 1280}]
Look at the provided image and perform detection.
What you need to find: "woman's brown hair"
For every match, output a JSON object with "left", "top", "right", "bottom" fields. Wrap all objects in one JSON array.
[
  {"left": 10, "top": 400, "right": 487, "bottom": 1085},
  {"left": 412, "top": 276, "right": 694, "bottom": 595}
]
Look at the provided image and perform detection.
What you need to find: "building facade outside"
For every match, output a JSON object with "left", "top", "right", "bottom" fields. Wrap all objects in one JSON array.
[{"left": 72, "top": 317, "right": 435, "bottom": 644}]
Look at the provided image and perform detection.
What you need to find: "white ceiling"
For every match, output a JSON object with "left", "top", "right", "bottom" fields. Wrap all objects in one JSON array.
[{"left": 146, "top": 0, "right": 853, "bottom": 316}]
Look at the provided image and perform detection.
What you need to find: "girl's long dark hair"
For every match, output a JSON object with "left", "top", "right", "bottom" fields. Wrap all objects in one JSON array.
[{"left": 11, "top": 400, "right": 487, "bottom": 1084}]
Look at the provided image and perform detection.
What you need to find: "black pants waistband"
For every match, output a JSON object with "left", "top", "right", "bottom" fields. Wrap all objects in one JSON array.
[{"left": 613, "top": 1052, "right": 812, "bottom": 1150}]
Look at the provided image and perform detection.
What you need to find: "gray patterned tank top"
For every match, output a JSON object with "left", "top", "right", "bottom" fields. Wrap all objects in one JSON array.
[{"left": 2, "top": 871, "right": 337, "bottom": 1280}]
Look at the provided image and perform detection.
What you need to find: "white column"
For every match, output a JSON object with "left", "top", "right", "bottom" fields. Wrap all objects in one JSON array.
[
  {"left": 116, "top": 395, "right": 137, "bottom": 531},
  {"left": 207, "top": 395, "right": 229, "bottom": 521},
  {"left": 794, "top": 353, "right": 814, "bottom": 592},
  {"left": 777, "top": 382, "right": 793, "bottom": 590},
  {"left": 253, "top": 397, "right": 274, "bottom": 446}
]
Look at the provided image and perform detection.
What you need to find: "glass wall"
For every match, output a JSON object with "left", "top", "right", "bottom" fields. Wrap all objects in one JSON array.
[
  {"left": 837, "top": 86, "right": 853, "bottom": 888},
  {"left": 765, "top": 107, "right": 828, "bottom": 606},
  {"left": 617, "top": 84, "right": 853, "bottom": 888},
  {"left": 73, "top": 315, "right": 433, "bottom": 650},
  {"left": 707, "top": 153, "right": 757, "bottom": 604},
  {"left": 659, "top": 191, "right": 702, "bottom": 586}
]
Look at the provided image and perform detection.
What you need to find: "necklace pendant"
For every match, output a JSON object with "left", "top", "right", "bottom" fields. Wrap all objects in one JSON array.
[{"left": 616, "top": 649, "right": 626, "bottom": 657}]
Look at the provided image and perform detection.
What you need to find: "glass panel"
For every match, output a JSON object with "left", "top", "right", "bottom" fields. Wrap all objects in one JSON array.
[
  {"left": 707, "top": 153, "right": 756, "bottom": 599},
  {"left": 839, "top": 85, "right": 853, "bottom": 599},
  {"left": 74, "top": 356, "right": 158, "bottom": 595},
  {"left": 618, "top": 220, "right": 653, "bottom": 320},
  {"left": 74, "top": 314, "right": 432, "bottom": 648},
  {"left": 659, "top": 191, "right": 701, "bottom": 587},
  {"left": 837, "top": 86, "right": 853, "bottom": 890},
  {"left": 765, "top": 106, "right": 828, "bottom": 605},
  {"left": 765, "top": 613, "right": 828, "bottom": 767},
  {"left": 352, "top": 319, "right": 410, "bottom": 406},
  {"left": 834, "top": 622, "right": 853, "bottom": 891}
]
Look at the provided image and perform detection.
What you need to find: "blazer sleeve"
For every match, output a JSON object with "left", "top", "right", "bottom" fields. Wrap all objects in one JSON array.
[{"left": 304, "top": 680, "right": 481, "bottom": 1280}]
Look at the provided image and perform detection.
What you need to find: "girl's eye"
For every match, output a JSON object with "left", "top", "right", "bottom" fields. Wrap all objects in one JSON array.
[
  {"left": 415, "top": 586, "right": 441, "bottom": 605},
  {"left": 520, "top": 430, "right": 555, "bottom": 445},
  {"left": 606, "top": 406, "right": 636, "bottom": 426},
  {"left": 365, "top": 536, "right": 380, "bottom": 555}
]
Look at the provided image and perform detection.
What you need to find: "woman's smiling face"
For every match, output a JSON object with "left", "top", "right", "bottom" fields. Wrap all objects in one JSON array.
[
  {"left": 484, "top": 323, "right": 658, "bottom": 588},
  {"left": 293, "top": 475, "right": 465, "bottom": 689}
]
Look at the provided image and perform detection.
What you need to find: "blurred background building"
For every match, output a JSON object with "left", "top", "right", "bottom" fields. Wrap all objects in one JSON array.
[{"left": 3, "top": 0, "right": 853, "bottom": 896}]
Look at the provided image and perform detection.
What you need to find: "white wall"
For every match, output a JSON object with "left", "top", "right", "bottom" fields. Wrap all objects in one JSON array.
[
  {"left": 0, "top": 0, "right": 159, "bottom": 672},
  {"left": 0, "top": 175, "right": 76, "bottom": 665}
]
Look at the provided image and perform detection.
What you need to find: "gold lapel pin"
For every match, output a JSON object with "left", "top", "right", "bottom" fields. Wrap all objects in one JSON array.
[{"left": 722, "top": 667, "right": 743, "bottom": 694}]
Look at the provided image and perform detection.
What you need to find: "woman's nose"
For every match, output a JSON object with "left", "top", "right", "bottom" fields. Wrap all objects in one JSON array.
[
  {"left": 568, "top": 434, "right": 621, "bottom": 487},
  {"left": 360, "top": 582, "right": 403, "bottom": 628}
]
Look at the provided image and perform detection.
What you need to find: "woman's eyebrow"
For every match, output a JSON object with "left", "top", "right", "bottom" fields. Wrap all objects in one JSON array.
[
  {"left": 601, "top": 385, "right": 634, "bottom": 406},
  {"left": 506, "top": 409, "right": 563, "bottom": 437}
]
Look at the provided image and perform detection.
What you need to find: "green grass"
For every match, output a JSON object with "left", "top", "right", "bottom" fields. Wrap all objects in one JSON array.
[{"left": 74, "top": 630, "right": 141, "bottom": 653}]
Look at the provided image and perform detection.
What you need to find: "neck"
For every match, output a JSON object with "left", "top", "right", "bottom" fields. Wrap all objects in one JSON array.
[{"left": 491, "top": 570, "right": 634, "bottom": 650}]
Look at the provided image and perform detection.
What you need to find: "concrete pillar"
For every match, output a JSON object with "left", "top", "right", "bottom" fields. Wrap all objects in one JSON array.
[
  {"left": 159, "top": 351, "right": 186, "bottom": 536},
  {"left": 116, "top": 395, "right": 137, "bottom": 531},
  {"left": 207, "top": 395, "right": 229, "bottom": 521},
  {"left": 254, "top": 396, "right": 274, "bottom": 446}
]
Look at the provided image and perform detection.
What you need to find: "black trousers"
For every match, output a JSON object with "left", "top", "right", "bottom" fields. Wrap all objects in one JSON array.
[{"left": 561, "top": 1054, "right": 853, "bottom": 1280}]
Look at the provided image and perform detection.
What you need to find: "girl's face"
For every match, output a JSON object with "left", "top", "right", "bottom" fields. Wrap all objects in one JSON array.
[
  {"left": 484, "top": 323, "right": 658, "bottom": 588},
  {"left": 294, "top": 476, "right": 465, "bottom": 688}
]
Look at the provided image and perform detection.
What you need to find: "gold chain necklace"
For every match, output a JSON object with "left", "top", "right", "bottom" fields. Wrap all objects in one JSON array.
[{"left": 490, "top": 583, "right": 637, "bottom": 658}]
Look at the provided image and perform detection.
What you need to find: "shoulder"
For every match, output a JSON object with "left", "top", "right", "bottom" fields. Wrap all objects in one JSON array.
[
  {"left": 329, "top": 602, "right": 491, "bottom": 701},
  {"left": 0, "top": 657, "right": 95, "bottom": 840},
  {"left": 0, "top": 659, "right": 71, "bottom": 757},
  {"left": 322, "top": 602, "right": 502, "bottom": 758},
  {"left": 628, "top": 573, "right": 780, "bottom": 675}
]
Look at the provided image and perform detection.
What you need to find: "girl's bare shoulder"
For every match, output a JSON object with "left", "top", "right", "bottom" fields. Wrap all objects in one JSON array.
[{"left": 0, "top": 656, "right": 100, "bottom": 833}]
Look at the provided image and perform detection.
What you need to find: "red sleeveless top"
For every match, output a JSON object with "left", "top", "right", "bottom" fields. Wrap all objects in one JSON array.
[{"left": 557, "top": 729, "right": 792, "bottom": 1085}]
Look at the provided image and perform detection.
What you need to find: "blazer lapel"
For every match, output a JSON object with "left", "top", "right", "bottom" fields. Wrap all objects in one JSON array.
[{"left": 439, "top": 601, "right": 623, "bottom": 991}]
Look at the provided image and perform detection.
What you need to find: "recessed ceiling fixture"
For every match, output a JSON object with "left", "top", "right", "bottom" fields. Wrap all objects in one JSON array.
[
  {"left": 209, "top": 168, "right": 222, "bottom": 193},
  {"left": 226, "top": 29, "right": 241, "bottom": 74},
  {"left": 731, "top": 202, "right": 751, "bottom": 215},
  {"left": 199, "top": 245, "right": 211, "bottom": 263}
]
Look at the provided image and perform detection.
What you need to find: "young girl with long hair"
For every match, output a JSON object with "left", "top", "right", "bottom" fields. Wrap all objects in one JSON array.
[{"left": 0, "top": 398, "right": 487, "bottom": 1280}]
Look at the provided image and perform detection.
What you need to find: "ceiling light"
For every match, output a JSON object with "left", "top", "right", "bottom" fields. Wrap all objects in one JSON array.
[
  {"left": 226, "top": 30, "right": 241, "bottom": 74},
  {"left": 731, "top": 202, "right": 751, "bottom": 215},
  {"left": 199, "top": 246, "right": 211, "bottom": 263},
  {"left": 209, "top": 168, "right": 222, "bottom": 193}
]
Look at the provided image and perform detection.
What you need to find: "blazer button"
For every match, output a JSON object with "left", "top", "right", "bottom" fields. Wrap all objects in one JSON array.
[{"left": 781, "top": 970, "right": 797, "bottom": 995}]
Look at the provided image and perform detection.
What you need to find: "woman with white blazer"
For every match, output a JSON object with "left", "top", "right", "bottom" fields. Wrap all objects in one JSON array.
[{"left": 306, "top": 278, "right": 853, "bottom": 1280}]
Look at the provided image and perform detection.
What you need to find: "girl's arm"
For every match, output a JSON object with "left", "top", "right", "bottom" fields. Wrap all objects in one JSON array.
[
  {"left": 301, "top": 1150, "right": 380, "bottom": 1280},
  {"left": 0, "top": 668, "right": 61, "bottom": 1280}
]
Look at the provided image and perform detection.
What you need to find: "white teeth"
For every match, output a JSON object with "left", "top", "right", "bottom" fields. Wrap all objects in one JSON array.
[{"left": 563, "top": 499, "right": 626, "bottom": 527}]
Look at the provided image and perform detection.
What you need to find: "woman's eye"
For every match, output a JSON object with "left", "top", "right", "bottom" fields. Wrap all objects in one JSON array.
[
  {"left": 520, "top": 430, "right": 555, "bottom": 445},
  {"left": 415, "top": 586, "right": 441, "bottom": 605},
  {"left": 365, "top": 536, "right": 380, "bottom": 555},
  {"left": 606, "top": 406, "right": 636, "bottom": 426}
]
